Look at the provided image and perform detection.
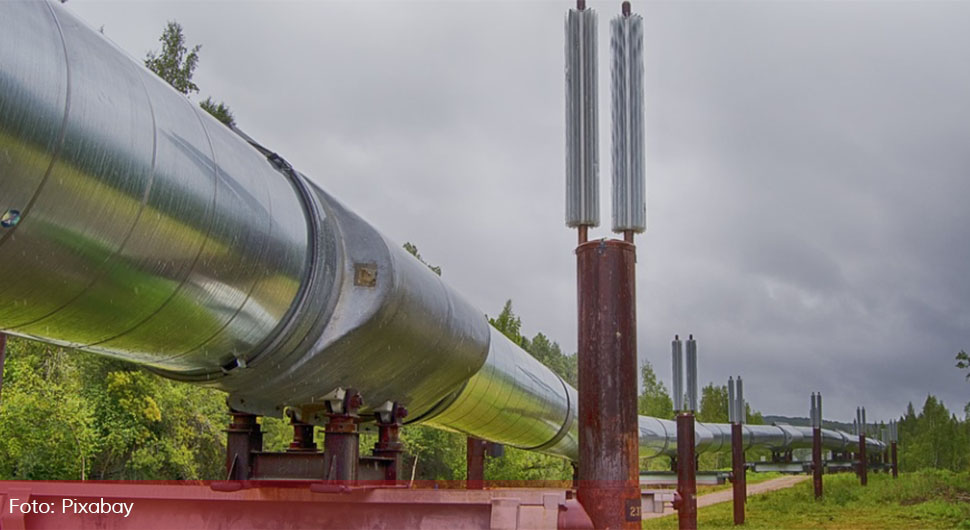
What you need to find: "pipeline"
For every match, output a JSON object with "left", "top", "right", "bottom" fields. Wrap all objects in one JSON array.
[{"left": 0, "top": 0, "right": 883, "bottom": 462}]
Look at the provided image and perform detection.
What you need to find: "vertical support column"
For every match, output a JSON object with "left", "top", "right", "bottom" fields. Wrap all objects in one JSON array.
[
  {"left": 811, "top": 392, "right": 823, "bottom": 500},
  {"left": 676, "top": 413, "right": 697, "bottom": 530},
  {"left": 577, "top": 239, "right": 640, "bottom": 529},
  {"left": 856, "top": 407, "right": 867, "bottom": 486},
  {"left": 466, "top": 437, "right": 486, "bottom": 490},
  {"left": 225, "top": 410, "right": 262, "bottom": 480},
  {"left": 323, "top": 389, "right": 362, "bottom": 482},
  {"left": 731, "top": 423, "right": 744, "bottom": 525},
  {"left": 0, "top": 333, "right": 6, "bottom": 402},
  {"left": 729, "top": 376, "right": 744, "bottom": 525},
  {"left": 891, "top": 419, "right": 898, "bottom": 479},
  {"left": 374, "top": 403, "right": 408, "bottom": 483}
]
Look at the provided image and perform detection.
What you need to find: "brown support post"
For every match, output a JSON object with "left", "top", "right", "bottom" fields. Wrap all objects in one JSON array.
[
  {"left": 466, "top": 437, "right": 486, "bottom": 490},
  {"left": 676, "top": 412, "right": 697, "bottom": 530},
  {"left": 891, "top": 442, "right": 898, "bottom": 479},
  {"left": 577, "top": 239, "right": 641, "bottom": 529},
  {"left": 0, "top": 333, "right": 6, "bottom": 402},
  {"left": 373, "top": 404, "right": 408, "bottom": 483},
  {"left": 731, "top": 423, "right": 745, "bottom": 525},
  {"left": 812, "top": 427, "right": 823, "bottom": 499},
  {"left": 858, "top": 434, "right": 867, "bottom": 486},
  {"left": 225, "top": 410, "right": 262, "bottom": 480},
  {"left": 287, "top": 412, "right": 317, "bottom": 452},
  {"left": 323, "top": 390, "right": 362, "bottom": 482}
]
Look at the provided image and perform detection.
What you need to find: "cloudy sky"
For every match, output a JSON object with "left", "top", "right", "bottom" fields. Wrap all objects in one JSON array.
[{"left": 65, "top": 0, "right": 970, "bottom": 424}]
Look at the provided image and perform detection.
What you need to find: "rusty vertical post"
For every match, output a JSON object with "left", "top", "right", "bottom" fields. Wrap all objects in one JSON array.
[
  {"left": 728, "top": 376, "right": 744, "bottom": 525},
  {"left": 676, "top": 412, "right": 697, "bottom": 530},
  {"left": 811, "top": 392, "right": 823, "bottom": 500},
  {"left": 374, "top": 403, "right": 407, "bottom": 483},
  {"left": 857, "top": 407, "right": 867, "bottom": 486},
  {"left": 577, "top": 239, "right": 640, "bottom": 529},
  {"left": 891, "top": 419, "right": 899, "bottom": 479},
  {"left": 813, "top": 427, "right": 823, "bottom": 496},
  {"left": 323, "top": 389, "right": 362, "bottom": 482},
  {"left": 225, "top": 410, "right": 262, "bottom": 480},
  {"left": 891, "top": 442, "right": 898, "bottom": 478},
  {"left": 731, "top": 423, "right": 744, "bottom": 525},
  {"left": 0, "top": 333, "right": 6, "bottom": 402},
  {"left": 466, "top": 437, "right": 486, "bottom": 490}
]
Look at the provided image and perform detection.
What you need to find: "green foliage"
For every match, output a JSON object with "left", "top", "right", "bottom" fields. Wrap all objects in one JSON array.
[
  {"left": 898, "top": 395, "right": 969, "bottom": 473},
  {"left": 145, "top": 21, "right": 235, "bottom": 128},
  {"left": 200, "top": 97, "right": 236, "bottom": 127},
  {"left": 485, "top": 445, "right": 572, "bottom": 482},
  {"left": 401, "top": 426, "right": 466, "bottom": 480},
  {"left": 0, "top": 337, "right": 227, "bottom": 480},
  {"left": 957, "top": 350, "right": 969, "bottom": 380},
  {"left": 638, "top": 361, "right": 673, "bottom": 420},
  {"left": 489, "top": 300, "right": 524, "bottom": 345},
  {"left": 644, "top": 471, "right": 970, "bottom": 529},
  {"left": 697, "top": 383, "right": 729, "bottom": 424},
  {"left": 144, "top": 21, "right": 200, "bottom": 95}
]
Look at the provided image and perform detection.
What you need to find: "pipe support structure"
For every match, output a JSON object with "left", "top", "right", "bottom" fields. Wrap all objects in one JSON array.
[
  {"left": 0, "top": 0, "right": 888, "bottom": 468},
  {"left": 576, "top": 239, "right": 640, "bottom": 529}
]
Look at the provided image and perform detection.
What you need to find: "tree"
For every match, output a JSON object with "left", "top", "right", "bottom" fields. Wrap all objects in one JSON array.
[
  {"left": 403, "top": 242, "right": 442, "bottom": 276},
  {"left": 697, "top": 383, "right": 729, "bottom": 424},
  {"left": 489, "top": 300, "right": 524, "bottom": 346},
  {"left": 200, "top": 97, "right": 236, "bottom": 127},
  {"left": 145, "top": 21, "right": 235, "bottom": 127},
  {"left": 144, "top": 21, "right": 200, "bottom": 95},
  {"left": 957, "top": 350, "right": 969, "bottom": 380},
  {"left": 638, "top": 361, "right": 673, "bottom": 420}
]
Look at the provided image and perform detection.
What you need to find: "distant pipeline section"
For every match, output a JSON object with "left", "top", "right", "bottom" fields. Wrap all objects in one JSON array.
[{"left": 0, "top": 0, "right": 883, "bottom": 461}]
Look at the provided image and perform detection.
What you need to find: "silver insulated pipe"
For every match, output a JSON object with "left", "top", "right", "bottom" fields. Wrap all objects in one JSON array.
[{"left": 0, "top": 1, "right": 884, "bottom": 462}]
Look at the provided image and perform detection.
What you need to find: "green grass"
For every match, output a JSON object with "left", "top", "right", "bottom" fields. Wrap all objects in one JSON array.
[
  {"left": 696, "top": 472, "right": 785, "bottom": 495},
  {"left": 644, "top": 470, "right": 970, "bottom": 529}
]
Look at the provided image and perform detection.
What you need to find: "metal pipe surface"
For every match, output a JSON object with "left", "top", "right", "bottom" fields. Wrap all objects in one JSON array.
[{"left": 0, "top": 0, "right": 889, "bottom": 466}]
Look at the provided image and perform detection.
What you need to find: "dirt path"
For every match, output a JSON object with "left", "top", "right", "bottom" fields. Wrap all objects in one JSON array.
[{"left": 642, "top": 475, "right": 810, "bottom": 519}]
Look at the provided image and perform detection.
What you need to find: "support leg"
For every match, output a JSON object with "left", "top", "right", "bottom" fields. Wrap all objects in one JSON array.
[
  {"left": 374, "top": 403, "right": 408, "bottom": 483},
  {"left": 677, "top": 413, "right": 697, "bottom": 530},
  {"left": 225, "top": 410, "right": 262, "bottom": 480},
  {"left": 812, "top": 427, "right": 823, "bottom": 499},
  {"left": 466, "top": 437, "right": 485, "bottom": 490},
  {"left": 731, "top": 423, "right": 744, "bottom": 525},
  {"left": 323, "top": 389, "right": 362, "bottom": 482}
]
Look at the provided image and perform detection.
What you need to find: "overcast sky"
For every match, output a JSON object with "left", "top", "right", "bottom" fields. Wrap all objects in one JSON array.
[{"left": 65, "top": 0, "right": 970, "bottom": 424}]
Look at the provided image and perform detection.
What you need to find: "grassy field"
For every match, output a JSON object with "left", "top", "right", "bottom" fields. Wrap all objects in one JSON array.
[{"left": 643, "top": 470, "right": 970, "bottom": 529}]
